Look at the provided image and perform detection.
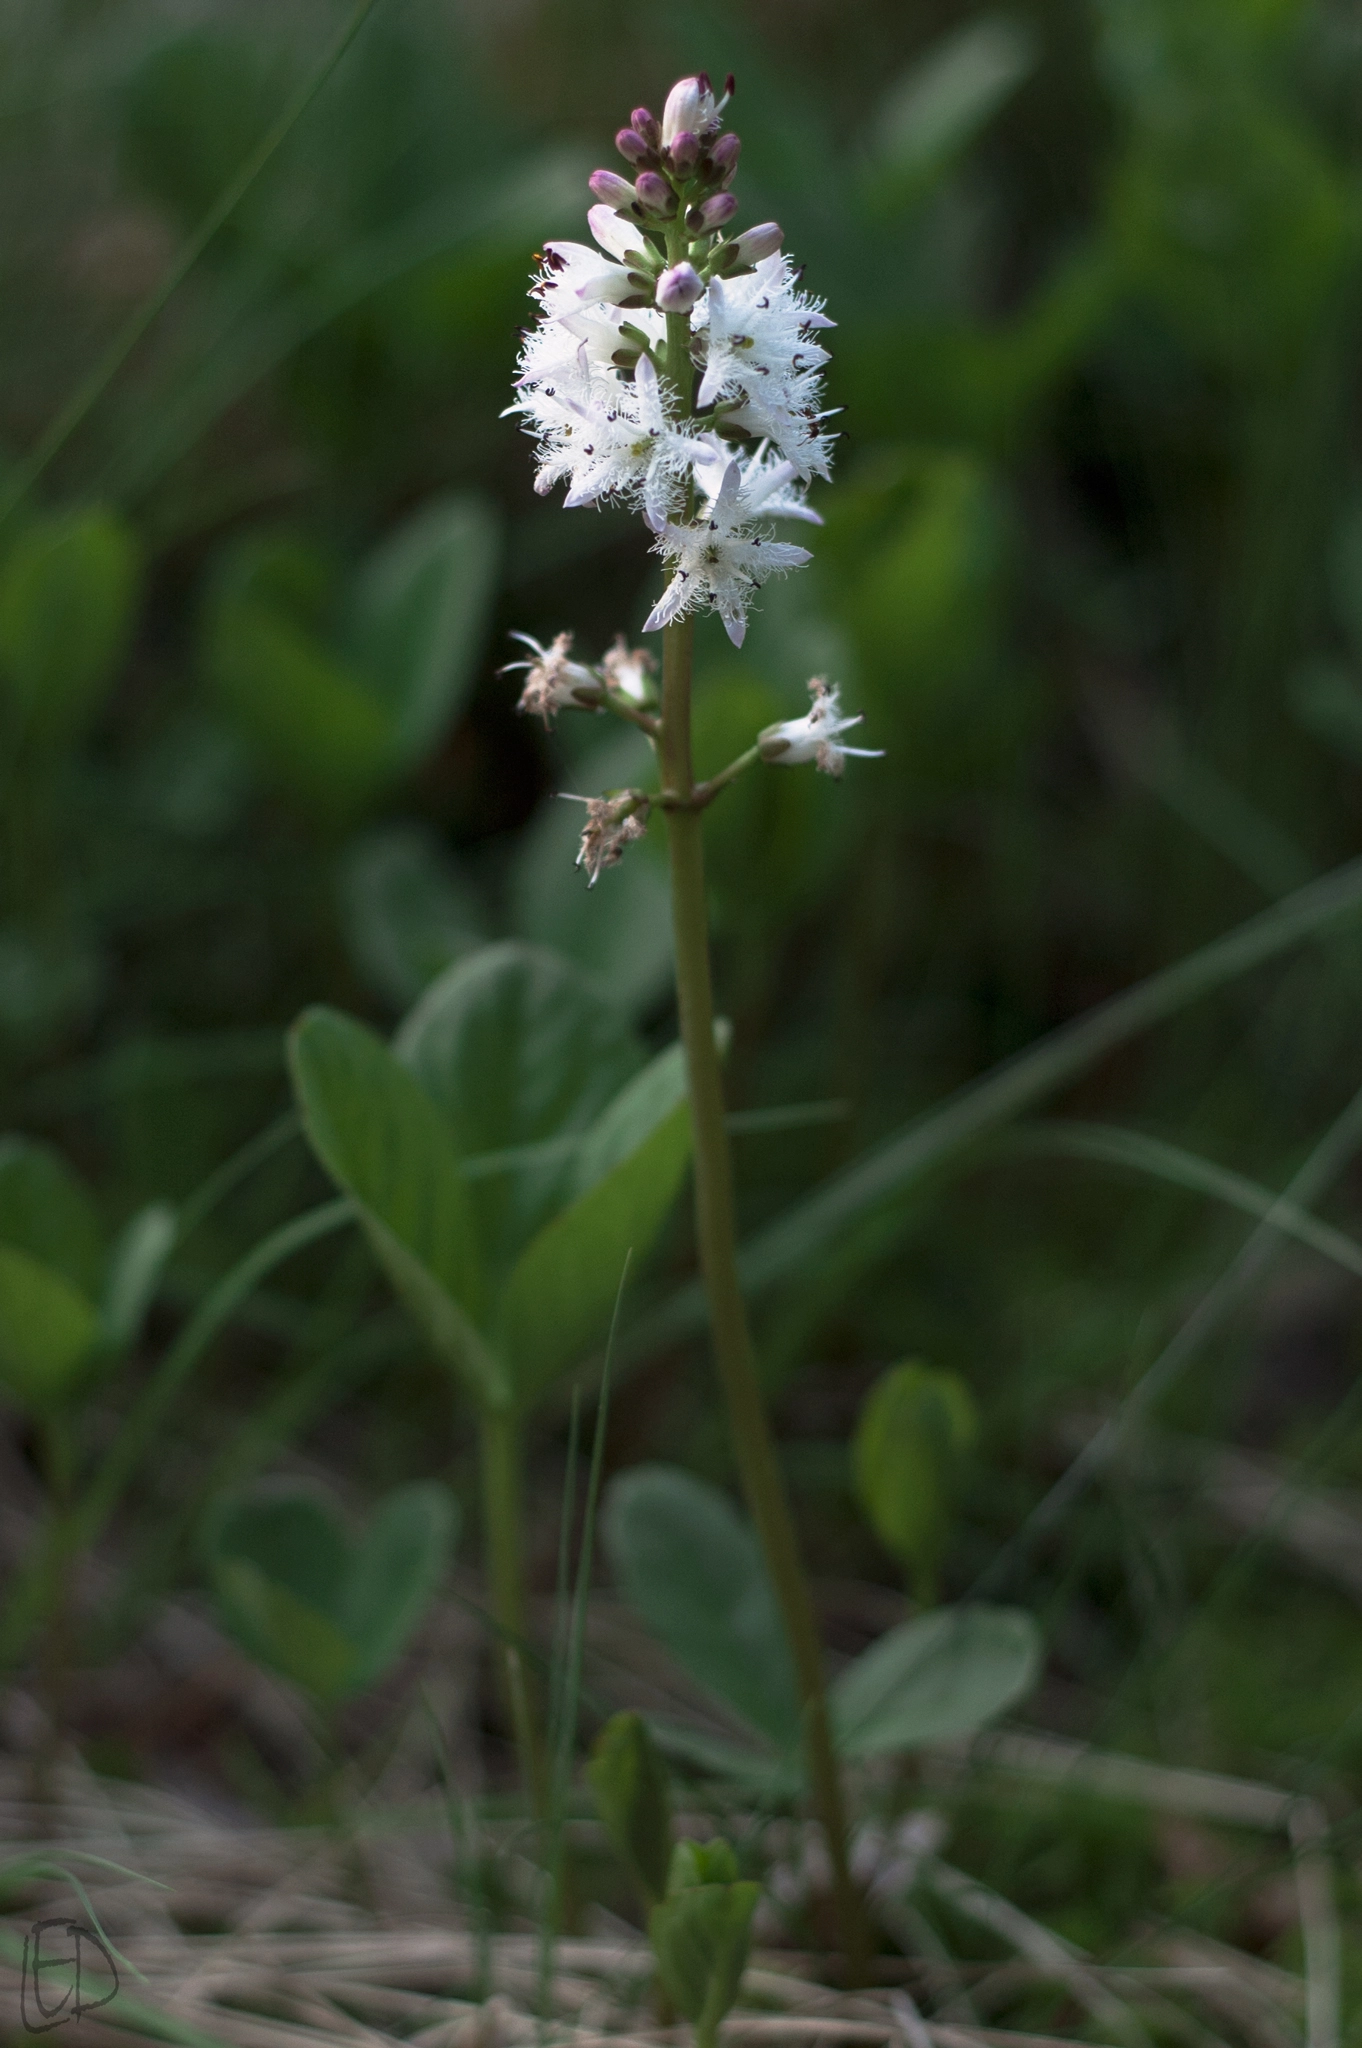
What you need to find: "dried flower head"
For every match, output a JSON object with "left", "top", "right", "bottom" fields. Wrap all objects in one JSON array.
[
  {"left": 562, "top": 791, "right": 652, "bottom": 886},
  {"left": 500, "top": 631, "right": 602, "bottom": 725}
]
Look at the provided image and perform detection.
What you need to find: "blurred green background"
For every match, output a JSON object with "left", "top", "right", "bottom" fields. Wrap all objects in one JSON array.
[{"left": 7, "top": 0, "right": 1362, "bottom": 1896}]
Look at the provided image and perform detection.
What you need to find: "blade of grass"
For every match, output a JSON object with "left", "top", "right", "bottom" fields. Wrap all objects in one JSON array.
[
  {"left": 174, "top": 1111, "right": 302, "bottom": 1244},
  {"left": 0, "top": 0, "right": 384, "bottom": 521},
  {"left": 1005, "top": 1122, "right": 1362, "bottom": 1282},
  {"left": 623, "top": 855, "right": 1362, "bottom": 1361},
  {"left": 973, "top": 1078, "right": 1362, "bottom": 1598},
  {"left": 539, "top": 1252, "right": 629, "bottom": 2018},
  {"left": 421, "top": 1687, "right": 493, "bottom": 2005},
  {"left": 101, "top": 154, "right": 585, "bottom": 506}
]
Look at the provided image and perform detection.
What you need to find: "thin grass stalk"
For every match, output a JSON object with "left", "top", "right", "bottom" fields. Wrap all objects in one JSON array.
[
  {"left": 974, "top": 1077, "right": 1362, "bottom": 1600},
  {"left": 480, "top": 1407, "right": 548, "bottom": 1821},
  {"left": 0, "top": 0, "right": 384, "bottom": 524}
]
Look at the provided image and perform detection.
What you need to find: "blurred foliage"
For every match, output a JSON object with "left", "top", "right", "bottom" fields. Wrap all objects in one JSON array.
[{"left": 4, "top": 0, "right": 1362, "bottom": 1958}]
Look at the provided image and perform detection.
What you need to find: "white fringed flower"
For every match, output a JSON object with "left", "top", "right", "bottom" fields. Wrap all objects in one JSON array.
[
  {"left": 508, "top": 347, "right": 704, "bottom": 524},
  {"left": 643, "top": 454, "right": 814, "bottom": 647},
  {"left": 757, "top": 678, "right": 884, "bottom": 776},
  {"left": 694, "top": 256, "right": 835, "bottom": 479}
]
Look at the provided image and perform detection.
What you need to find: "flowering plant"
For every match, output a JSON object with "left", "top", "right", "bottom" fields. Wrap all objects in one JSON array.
[{"left": 504, "top": 71, "right": 880, "bottom": 1968}]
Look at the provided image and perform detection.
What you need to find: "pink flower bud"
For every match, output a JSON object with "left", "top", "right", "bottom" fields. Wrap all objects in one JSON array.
[
  {"left": 655, "top": 261, "right": 705, "bottom": 313},
  {"left": 634, "top": 170, "right": 675, "bottom": 215},
  {"left": 588, "top": 169, "right": 638, "bottom": 211},
  {"left": 615, "top": 127, "right": 653, "bottom": 166},
  {"left": 730, "top": 219, "right": 783, "bottom": 263},
  {"left": 632, "top": 106, "right": 660, "bottom": 147},
  {"left": 667, "top": 129, "right": 700, "bottom": 175},
  {"left": 689, "top": 191, "right": 738, "bottom": 232},
  {"left": 709, "top": 132, "right": 741, "bottom": 184}
]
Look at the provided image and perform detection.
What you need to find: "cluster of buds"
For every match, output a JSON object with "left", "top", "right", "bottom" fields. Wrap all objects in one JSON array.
[
  {"left": 504, "top": 72, "right": 880, "bottom": 887},
  {"left": 592, "top": 73, "right": 741, "bottom": 237}
]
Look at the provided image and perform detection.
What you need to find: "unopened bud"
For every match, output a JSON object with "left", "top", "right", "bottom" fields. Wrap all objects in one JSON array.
[
  {"left": 589, "top": 169, "right": 638, "bottom": 211},
  {"left": 667, "top": 129, "right": 700, "bottom": 176},
  {"left": 661, "top": 72, "right": 724, "bottom": 148},
  {"left": 632, "top": 106, "right": 660, "bottom": 148},
  {"left": 709, "top": 132, "right": 741, "bottom": 184},
  {"left": 616, "top": 127, "right": 654, "bottom": 166},
  {"left": 730, "top": 220, "right": 782, "bottom": 264},
  {"left": 634, "top": 170, "right": 676, "bottom": 216},
  {"left": 656, "top": 262, "right": 705, "bottom": 313},
  {"left": 688, "top": 191, "right": 738, "bottom": 233}
]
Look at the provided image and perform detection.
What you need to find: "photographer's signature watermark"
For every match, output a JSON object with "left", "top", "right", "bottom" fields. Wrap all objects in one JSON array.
[{"left": 20, "top": 1920, "right": 119, "bottom": 2032}]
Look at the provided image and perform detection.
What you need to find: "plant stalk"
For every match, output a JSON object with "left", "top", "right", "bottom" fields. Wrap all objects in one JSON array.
[
  {"left": 657, "top": 614, "right": 866, "bottom": 1977},
  {"left": 479, "top": 1405, "right": 548, "bottom": 1818}
]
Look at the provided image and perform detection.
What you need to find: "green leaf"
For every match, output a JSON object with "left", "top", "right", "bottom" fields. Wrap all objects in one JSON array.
[
  {"left": 603, "top": 1466, "right": 801, "bottom": 1751},
  {"left": 647, "top": 1719, "right": 800, "bottom": 1798},
  {"left": 649, "top": 1852, "right": 760, "bottom": 2035},
  {"left": 288, "top": 1006, "right": 501, "bottom": 1401},
  {"left": 496, "top": 1051, "right": 690, "bottom": 1404},
  {"left": 395, "top": 943, "right": 643, "bottom": 1276},
  {"left": 343, "top": 493, "right": 500, "bottom": 772},
  {"left": 338, "top": 1481, "right": 458, "bottom": 1692},
  {"left": 205, "top": 1479, "right": 458, "bottom": 1703},
  {"left": 338, "top": 823, "right": 485, "bottom": 1009},
  {"left": 215, "top": 1559, "right": 359, "bottom": 1699},
  {"left": 0, "top": 1136, "right": 104, "bottom": 1297},
  {"left": 0, "top": 1246, "right": 102, "bottom": 1411},
  {"left": 207, "top": 599, "right": 395, "bottom": 823},
  {"left": 587, "top": 1711, "right": 674, "bottom": 1909},
  {"left": 101, "top": 1203, "right": 177, "bottom": 1351},
  {"left": 0, "top": 508, "right": 141, "bottom": 745},
  {"left": 831, "top": 1604, "right": 1041, "bottom": 1758},
  {"left": 852, "top": 1361, "right": 977, "bottom": 1594}
]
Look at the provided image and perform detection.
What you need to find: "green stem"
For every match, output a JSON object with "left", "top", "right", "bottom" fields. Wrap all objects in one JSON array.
[
  {"left": 657, "top": 614, "right": 866, "bottom": 1977},
  {"left": 30, "top": 1413, "right": 75, "bottom": 1801},
  {"left": 480, "top": 1406, "right": 548, "bottom": 1818}
]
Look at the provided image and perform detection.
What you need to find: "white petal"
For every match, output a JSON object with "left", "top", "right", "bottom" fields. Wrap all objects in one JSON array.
[
  {"left": 722, "top": 608, "right": 747, "bottom": 648},
  {"left": 696, "top": 358, "right": 728, "bottom": 409},
  {"left": 643, "top": 578, "right": 687, "bottom": 633},
  {"left": 587, "top": 204, "right": 647, "bottom": 262}
]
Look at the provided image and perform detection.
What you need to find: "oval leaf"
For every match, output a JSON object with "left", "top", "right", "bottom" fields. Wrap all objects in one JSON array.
[
  {"left": 344, "top": 493, "right": 500, "bottom": 770},
  {"left": 288, "top": 1006, "right": 501, "bottom": 1401},
  {"left": 208, "top": 599, "right": 395, "bottom": 822},
  {"left": 0, "top": 508, "right": 140, "bottom": 745},
  {"left": 395, "top": 943, "right": 642, "bottom": 1276},
  {"left": 0, "top": 1246, "right": 102, "bottom": 1411},
  {"left": 0, "top": 1135, "right": 104, "bottom": 1297},
  {"left": 340, "top": 1480, "right": 459, "bottom": 1692},
  {"left": 206, "top": 1478, "right": 458, "bottom": 1702},
  {"left": 497, "top": 1051, "right": 690, "bottom": 1404},
  {"left": 603, "top": 1465, "right": 800, "bottom": 1752},
  {"left": 831, "top": 1604, "right": 1041, "bottom": 1758}
]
